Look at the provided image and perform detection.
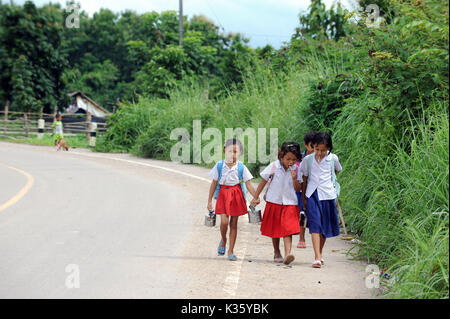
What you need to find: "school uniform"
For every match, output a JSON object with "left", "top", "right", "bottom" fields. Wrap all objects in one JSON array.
[
  {"left": 209, "top": 161, "right": 253, "bottom": 216},
  {"left": 260, "top": 160, "right": 302, "bottom": 238},
  {"left": 299, "top": 152, "right": 342, "bottom": 238}
]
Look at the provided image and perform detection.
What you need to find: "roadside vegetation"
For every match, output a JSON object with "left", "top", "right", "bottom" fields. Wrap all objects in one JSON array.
[{"left": 1, "top": 0, "right": 448, "bottom": 298}]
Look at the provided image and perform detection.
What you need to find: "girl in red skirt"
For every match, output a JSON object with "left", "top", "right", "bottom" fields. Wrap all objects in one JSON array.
[
  {"left": 207, "top": 139, "right": 258, "bottom": 261},
  {"left": 251, "top": 142, "right": 302, "bottom": 265}
]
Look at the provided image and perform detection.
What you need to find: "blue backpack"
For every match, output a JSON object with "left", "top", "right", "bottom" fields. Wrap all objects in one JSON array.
[{"left": 213, "top": 160, "right": 248, "bottom": 199}]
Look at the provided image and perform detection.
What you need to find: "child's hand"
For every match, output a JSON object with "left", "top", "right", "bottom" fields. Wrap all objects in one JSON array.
[
  {"left": 250, "top": 198, "right": 260, "bottom": 207},
  {"left": 207, "top": 201, "right": 213, "bottom": 212},
  {"left": 290, "top": 169, "right": 297, "bottom": 179}
]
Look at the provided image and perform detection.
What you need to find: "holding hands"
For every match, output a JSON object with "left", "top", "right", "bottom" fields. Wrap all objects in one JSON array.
[{"left": 250, "top": 197, "right": 260, "bottom": 207}]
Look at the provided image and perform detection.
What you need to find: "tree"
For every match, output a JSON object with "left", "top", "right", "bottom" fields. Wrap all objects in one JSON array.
[
  {"left": 294, "top": 0, "right": 349, "bottom": 41},
  {"left": 0, "top": 1, "right": 69, "bottom": 113}
]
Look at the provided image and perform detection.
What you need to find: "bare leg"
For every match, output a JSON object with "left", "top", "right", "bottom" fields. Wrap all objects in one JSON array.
[
  {"left": 227, "top": 216, "right": 238, "bottom": 255},
  {"left": 299, "top": 227, "right": 306, "bottom": 242},
  {"left": 318, "top": 235, "right": 327, "bottom": 265},
  {"left": 220, "top": 214, "right": 229, "bottom": 247},
  {"left": 283, "top": 235, "right": 293, "bottom": 257},
  {"left": 320, "top": 235, "right": 326, "bottom": 261},
  {"left": 272, "top": 238, "right": 282, "bottom": 259},
  {"left": 311, "top": 233, "right": 322, "bottom": 261}
]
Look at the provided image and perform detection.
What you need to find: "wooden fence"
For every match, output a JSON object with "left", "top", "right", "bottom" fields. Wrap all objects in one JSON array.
[{"left": 0, "top": 109, "right": 108, "bottom": 140}]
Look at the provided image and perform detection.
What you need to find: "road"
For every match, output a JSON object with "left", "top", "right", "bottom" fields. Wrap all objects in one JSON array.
[{"left": 0, "top": 141, "right": 377, "bottom": 298}]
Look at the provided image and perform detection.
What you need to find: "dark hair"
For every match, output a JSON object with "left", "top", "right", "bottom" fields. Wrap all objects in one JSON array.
[
  {"left": 313, "top": 132, "right": 333, "bottom": 152},
  {"left": 278, "top": 141, "right": 302, "bottom": 161},
  {"left": 303, "top": 130, "right": 317, "bottom": 144},
  {"left": 224, "top": 138, "right": 244, "bottom": 154}
]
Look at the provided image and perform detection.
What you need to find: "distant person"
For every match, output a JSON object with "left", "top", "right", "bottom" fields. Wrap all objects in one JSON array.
[
  {"left": 296, "top": 130, "right": 317, "bottom": 249},
  {"left": 207, "top": 138, "right": 258, "bottom": 261},
  {"left": 52, "top": 114, "right": 64, "bottom": 150},
  {"left": 251, "top": 142, "right": 302, "bottom": 265},
  {"left": 300, "top": 132, "right": 342, "bottom": 268}
]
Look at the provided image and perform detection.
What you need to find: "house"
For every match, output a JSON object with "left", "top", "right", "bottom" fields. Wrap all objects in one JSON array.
[{"left": 66, "top": 91, "right": 111, "bottom": 118}]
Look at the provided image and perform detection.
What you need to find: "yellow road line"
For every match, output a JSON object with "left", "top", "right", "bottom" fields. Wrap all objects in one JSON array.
[{"left": 0, "top": 162, "right": 34, "bottom": 212}]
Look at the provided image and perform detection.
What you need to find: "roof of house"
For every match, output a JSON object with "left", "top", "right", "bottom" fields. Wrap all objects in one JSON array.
[{"left": 68, "top": 91, "right": 111, "bottom": 117}]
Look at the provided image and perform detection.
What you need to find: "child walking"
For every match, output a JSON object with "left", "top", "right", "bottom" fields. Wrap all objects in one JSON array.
[
  {"left": 52, "top": 114, "right": 64, "bottom": 150},
  {"left": 207, "top": 138, "right": 258, "bottom": 261},
  {"left": 296, "top": 131, "right": 316, "bottom": 249},
  {"left": 300, "top": 132, "right": 342, "bottom": 268},
  {"left": 251, "top": 142, "right": 302, "bottom": 265}
]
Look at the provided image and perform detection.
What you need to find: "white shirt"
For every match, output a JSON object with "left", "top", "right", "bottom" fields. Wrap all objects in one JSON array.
[
  {"left": 209, "top": 161, "right": 253, "bottom": 186},
  {"left": 299, "top": 152, "right": 342, "bottom": 200},
  {"left": 55, "top": 122, "right": 63, "bottom": 134},
  {"left": 260, "top": 160, "right": 302, "bottom": 205}
]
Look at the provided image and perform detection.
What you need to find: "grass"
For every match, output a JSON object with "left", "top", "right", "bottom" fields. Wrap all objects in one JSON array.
[{"left": 0, "top": 134, "right": 91, "bottom": 149}]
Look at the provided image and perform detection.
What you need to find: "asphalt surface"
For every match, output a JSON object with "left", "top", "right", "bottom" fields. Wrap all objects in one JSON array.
[{"left": 0, "top": 141, "right": 378, "bottom": 299}]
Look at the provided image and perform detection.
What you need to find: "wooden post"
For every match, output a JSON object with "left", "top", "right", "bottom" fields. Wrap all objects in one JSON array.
[
  {"left": 24, "top": 112, "right": 29, "bottom": 137},
  {"left": 38, "top": 119, "right": 45, "bottom": 140},
  {"left": 3, "top": 100, "right": 9, "bottom": 136},
  {"left": 86, "top": 111, "right": 91, "bottom": 141},
  {"left": 39, "top": 107, "right": 43, "bottom": 119},
  {"left": 89, "top": 122, "right": 97, "bottom": 147}
]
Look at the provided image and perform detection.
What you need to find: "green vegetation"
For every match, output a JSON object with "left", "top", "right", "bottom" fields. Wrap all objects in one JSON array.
[
  {"left": 0, "top": 0, "right": 253, "bottom": 113},
  {"left": 1, "top": 0, "right": 448, "bottom": 298},
  {"left": 0, "top": 134, "right": 89, "bottom": 148}
]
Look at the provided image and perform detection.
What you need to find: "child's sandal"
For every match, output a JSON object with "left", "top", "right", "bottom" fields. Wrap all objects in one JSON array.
[
  {"left": 312, "top": 260, "right": 322, "bottom": 268},
  {"left": 283, "top": 254, "right": 295, "bottom": 265},
  {"left": 297, "top": 241, "right": 306, "bottom": 248},
  {"left": 217, "top": 240, "right": 226, "bottom": 256},
  {"left": 274, "top": 256, "right": 283, "bottom": 263}
]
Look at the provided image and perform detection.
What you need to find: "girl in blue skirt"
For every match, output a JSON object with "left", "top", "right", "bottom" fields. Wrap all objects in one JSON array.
[{"left": 300, "top": 132, "right": 342, "bottom": 268}]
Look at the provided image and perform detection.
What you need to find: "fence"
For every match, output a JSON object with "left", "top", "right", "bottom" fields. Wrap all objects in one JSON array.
[{"left": 0, "top": 109, "right": 107, "bottom": 140}]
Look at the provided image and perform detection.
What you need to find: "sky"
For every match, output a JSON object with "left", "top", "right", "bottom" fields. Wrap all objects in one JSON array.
[{"left": 13, "top": 0, "right": 357, "bottom": 48}]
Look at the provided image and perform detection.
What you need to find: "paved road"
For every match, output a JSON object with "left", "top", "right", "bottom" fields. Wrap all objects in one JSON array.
[{"left": 0, "top": 141, "right": 377, "bottom": 298}]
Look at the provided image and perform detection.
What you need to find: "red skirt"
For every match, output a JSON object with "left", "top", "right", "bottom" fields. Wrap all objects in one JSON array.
[
  {"left": 215, "top": 184, "right": 248, "bottom": 216},
  {"left": 261, "top": 202, "right": 300, "bottom": 238}
]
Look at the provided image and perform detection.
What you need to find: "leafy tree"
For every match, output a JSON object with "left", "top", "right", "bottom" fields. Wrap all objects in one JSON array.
[
  {"left": 10, "top": 55, "right": 36, "bottom": 112},
  {"left": 294, "top": 0, "right": 349, "bottom": 41},
  {"left": 0, "top": 1, "right": 68, "bottom": 113}
]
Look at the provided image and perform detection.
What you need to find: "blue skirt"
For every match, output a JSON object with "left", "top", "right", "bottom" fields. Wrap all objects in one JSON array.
[
  {"left": 306, "top": 190, "right": 339, "bottom": 238},
  {"left": 295, "top": 191, "right": 303, "bottom": 211}
]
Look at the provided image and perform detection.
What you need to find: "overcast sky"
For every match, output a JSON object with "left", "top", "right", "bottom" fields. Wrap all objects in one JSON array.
[{"left": 13, "top": 0, "right": 357, "bottom": 48}]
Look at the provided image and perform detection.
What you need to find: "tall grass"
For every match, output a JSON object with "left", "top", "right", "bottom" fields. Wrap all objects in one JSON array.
[
  {"left": 334, "top": 99, "right": 449, "bottom": 298},
  {"left": 98, "top": 64, "right": 314, "bottom": 174}
]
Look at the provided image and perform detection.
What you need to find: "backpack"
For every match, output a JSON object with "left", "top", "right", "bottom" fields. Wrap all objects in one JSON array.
[
  {"left": 307, "top": 154, "right": 340, "bottom": 197},
  {"left": 213, "top": 160, "right": 248, "bottom": 200}
]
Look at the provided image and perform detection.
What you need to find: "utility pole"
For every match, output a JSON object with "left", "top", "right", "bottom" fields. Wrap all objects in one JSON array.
[{"left": 179, "top": 0, "right": 183, "bottom": 46}]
